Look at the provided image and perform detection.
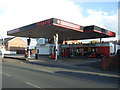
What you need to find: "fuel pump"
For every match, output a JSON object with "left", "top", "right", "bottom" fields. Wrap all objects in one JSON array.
[{"left": 89, "top": 47, "right": 97, "bottom": 58}]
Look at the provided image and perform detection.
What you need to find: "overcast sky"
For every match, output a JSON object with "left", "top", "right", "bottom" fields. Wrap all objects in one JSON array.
[{"left": 0, "top": 0, "right": 119, "bottom": 46}]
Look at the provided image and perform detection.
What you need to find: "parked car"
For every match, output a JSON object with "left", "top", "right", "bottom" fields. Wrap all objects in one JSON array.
[
  {"left": 96, "top": 54, "right": 106, "bottom": 59},
  {"left": 89, "top": 53, "right": 105, "bottom": 59}
]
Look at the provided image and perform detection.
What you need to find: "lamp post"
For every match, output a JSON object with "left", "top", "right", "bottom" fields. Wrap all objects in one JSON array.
[{"left": 0, "top": 35, "right": 4, "bottom": 58}]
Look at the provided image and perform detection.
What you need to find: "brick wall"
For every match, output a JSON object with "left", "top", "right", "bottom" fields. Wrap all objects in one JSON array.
[{"left": 7, "top": 37, "right": 26, "bottom": 54}]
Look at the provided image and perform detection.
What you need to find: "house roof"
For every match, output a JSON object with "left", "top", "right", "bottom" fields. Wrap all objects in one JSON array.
[{"left": 0, "top": 37, "right": 15, "bottom": 43}]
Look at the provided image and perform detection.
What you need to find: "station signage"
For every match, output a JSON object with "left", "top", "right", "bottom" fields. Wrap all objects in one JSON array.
[
  {"left": 56, "top": 19, "right": 81, "bottom": 30},
  {"left": 106, "top": 31, "right": 115, "bottom": 36},
  {"left": 36, "top": 19, "right": 51, "bottom": 27}
]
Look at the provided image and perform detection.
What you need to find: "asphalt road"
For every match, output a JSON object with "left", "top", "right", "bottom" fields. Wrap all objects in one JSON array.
[{"left": 1, "top": 58, "right": 119, "bottom": 88}]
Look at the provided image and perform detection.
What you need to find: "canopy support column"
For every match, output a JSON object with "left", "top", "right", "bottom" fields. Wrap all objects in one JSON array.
[
  {"left": 54, "top": 34, "right": 58, "bottom": 61},
  {"left": 27, "top": 36, "right": 31, "bottom": 59},
  {"left": 100, "top": 38, "right": 102, "bottom": 43}
]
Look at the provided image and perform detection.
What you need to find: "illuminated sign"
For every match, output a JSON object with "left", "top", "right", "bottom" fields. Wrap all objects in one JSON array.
[
  {"left": 56, "top": 19, "right": 80, "bottom": 30},
  {"left": 36, "top": 19, "right": 51, "bottom": 27},
  {"left": 106, "top": 31, "right": 115, "bottom": 36}
]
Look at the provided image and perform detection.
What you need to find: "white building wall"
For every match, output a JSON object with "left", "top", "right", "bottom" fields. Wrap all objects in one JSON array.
[
  {"left": 36, "top": 38, "right": 47, "bottom": 45},
  {"left": 36, "top": 44, "right": 60, "bottom": 55},
  {"left": 38, "top": 46, "right": 50, "bottom": 55},
  {"left": 110, "top": 42, "right": 114, "bottom": 54}
]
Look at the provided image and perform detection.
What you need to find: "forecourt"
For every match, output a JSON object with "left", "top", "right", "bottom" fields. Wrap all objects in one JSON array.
[{"left": 7, "top": 18, "right": 116, "bottom": 60}]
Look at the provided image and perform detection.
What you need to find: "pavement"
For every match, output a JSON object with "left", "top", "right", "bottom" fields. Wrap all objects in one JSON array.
[{"left": 3, "top": 54, "right": 119, "bottom": 78}]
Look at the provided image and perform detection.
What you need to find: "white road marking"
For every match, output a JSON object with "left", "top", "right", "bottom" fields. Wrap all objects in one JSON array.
[
  {"left": 0, "top": 72, "right": 11, "bottom": 76},
  {"left": 37, "top": 68, "right": 54, "bottom": 73},
  {"left": 26, "top": 82, "right": 41, "bottom": 88}
]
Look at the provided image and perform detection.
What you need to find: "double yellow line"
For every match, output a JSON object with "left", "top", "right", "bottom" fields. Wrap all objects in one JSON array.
[
  {"left": 69, "top": 70, "right": 119, "bottom": 78},
  {"left": 36, "top": 66, "right": 119, "bottom": 78}
]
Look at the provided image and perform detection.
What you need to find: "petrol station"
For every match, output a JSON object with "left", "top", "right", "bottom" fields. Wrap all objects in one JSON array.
[{"left": 7, "top": 18, "right": 116, "bottom": 60}]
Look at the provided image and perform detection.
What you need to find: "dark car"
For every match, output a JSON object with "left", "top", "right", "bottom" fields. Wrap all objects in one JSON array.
[
  {"left": 96, "top": 54, "right": 105, "bottom": 59},
  {"left": 89, "top": 53, "right": 105, "bottom": 59}
]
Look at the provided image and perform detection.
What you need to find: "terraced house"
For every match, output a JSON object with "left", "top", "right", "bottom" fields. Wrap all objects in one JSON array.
[{"left": 0, "top": 37, "right": 26, "bottom": 54}]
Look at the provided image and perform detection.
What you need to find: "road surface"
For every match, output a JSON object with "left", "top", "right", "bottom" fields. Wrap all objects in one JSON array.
[{"left": 1, "top": 58, "right": 119, "bottom": 88}]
